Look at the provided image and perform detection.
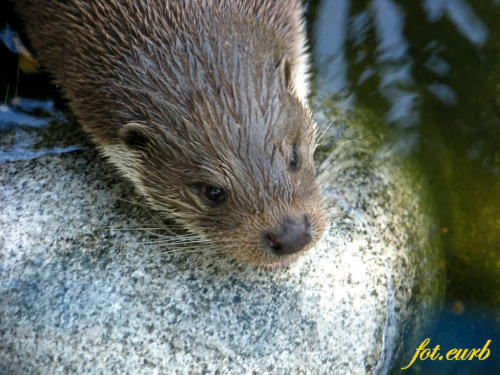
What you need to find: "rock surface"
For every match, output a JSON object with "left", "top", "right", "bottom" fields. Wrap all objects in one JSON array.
[{"left": 0, "top": 106, "right": 444, "bottom": 374}]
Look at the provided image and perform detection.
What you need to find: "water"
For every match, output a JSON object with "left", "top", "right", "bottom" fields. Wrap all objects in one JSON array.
[
  {"left": 0, "top": 7, "right": 84, "bottom": 162},
  {"left": 1, "top": 1, "right": 499, "bottom": 374},
  {"left": 307, "top": 0, "right": 500, "bottom": 374}
]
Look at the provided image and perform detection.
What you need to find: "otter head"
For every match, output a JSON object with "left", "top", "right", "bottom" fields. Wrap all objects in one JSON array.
[{"left": 115, "top": 54, "right": 326, "bottom": 268}]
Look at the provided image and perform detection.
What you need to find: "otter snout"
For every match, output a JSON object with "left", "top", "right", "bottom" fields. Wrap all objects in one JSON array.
[{"left": 264, "top": 216, "right": 312, "bottom": 256}]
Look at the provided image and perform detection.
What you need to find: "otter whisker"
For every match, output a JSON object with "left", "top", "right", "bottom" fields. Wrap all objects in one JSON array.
[
  {"left": 128, "top": 220, "right": 191, "bottom": 238},
  {"left": 156, "top": 247, "right": 219, "bottom": 256},
  {"left": 138, "top": 247, "right": 218, "bottom": 259},
  {"left": 317, "top": 138, "right": 369, "bottom": 166},
  {"left": 140, "top": 238, "right": 211, "bottom": 246},
  {"left": 317, "top": 160, "right": 366, "bottom": 183},
  {"left": 113, "top": 196, "right": 152, "bottom": 209},
  {"left": 316, "top": 145, "right": 372, "bottom": 179},
  {"left": 145, "top": 209, "right": 176, "bottom": 229},
  {"left": 113, "top": 197, "right": 176, "bottom": 230},
  {"left": 137, "top": 241, "right": 200, "bottom": 247},
  {"left": 155, "top": 246, "right": 219, "bottom": 253},
  {"left": 315, "top": 119, "right": 334, "bottom": 147},
  {"left": 97, "top": 226, "right": 186, "bottom": 232}
]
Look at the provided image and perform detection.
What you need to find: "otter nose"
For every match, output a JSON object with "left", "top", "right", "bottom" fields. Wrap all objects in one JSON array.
[{"left": 264, "top": 216, "right": 311, "bottom": 256}]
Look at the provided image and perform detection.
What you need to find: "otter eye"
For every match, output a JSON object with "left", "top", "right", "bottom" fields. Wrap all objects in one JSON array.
[
  {"left": 289, "top": 150, "right": 301, "bottom": 172},
  {"left": 201, "top": 184, "right": 226, "bottom": 204}
]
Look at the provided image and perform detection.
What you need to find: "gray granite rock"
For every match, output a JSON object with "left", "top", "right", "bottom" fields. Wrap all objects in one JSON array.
[{"left": 0, "top": 104, "right": 444, "bottom": 374}]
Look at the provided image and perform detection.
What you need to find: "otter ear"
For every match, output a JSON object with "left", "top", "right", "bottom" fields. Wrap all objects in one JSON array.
[
  {"left": 276, "top": 56, "right": 293, "bottom": 90},
  {"left": 119, "top": 122, "right": 155, "bottom": 151}
]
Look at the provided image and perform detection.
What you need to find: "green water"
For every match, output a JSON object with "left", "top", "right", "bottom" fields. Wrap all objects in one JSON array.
[{"left": 1, "top": 1, "right": 499, "bottom": 373}]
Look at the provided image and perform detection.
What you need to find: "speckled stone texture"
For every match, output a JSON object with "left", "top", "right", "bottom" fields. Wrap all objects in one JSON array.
[{"left": 0, "top": 106, "right": 444, "bottom": 375}]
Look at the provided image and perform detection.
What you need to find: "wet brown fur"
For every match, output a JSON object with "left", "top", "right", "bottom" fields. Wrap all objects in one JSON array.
[{"left": 16, "top": 0, "right": 326, "bottom": 266}]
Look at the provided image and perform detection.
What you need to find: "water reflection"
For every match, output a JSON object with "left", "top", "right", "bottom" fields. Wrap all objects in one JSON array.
[
  {"left": 422, "top": 41, "right": 450, "bottom": 76},
  {"left": 0, "top": 97, "right": 81, "bottom": 162},
  {"left": 1, "top": 106, "right": 48, "bottom": 130},
  {"left": 313, "top": 0, "right": 489, "bottom": 147},
  {"left": 423, "top": 0, "right": 488, "bottom": 46},
  {"left": 313, "top": 0, "right": 350, "bottom": 97},
  {"left": 0, "top": 24, "right": 17, "bottom": 53},
  {"left": 0, "top": 23, "right": 83, "bottom": 162},
  {"left": 427, "top": 83, "right": 457, "bottom": 106}
]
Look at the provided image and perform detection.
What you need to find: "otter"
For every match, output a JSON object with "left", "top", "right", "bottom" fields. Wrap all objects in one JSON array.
[{"left": 15, "top": 0, "right": 326, "bottom": 268}]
